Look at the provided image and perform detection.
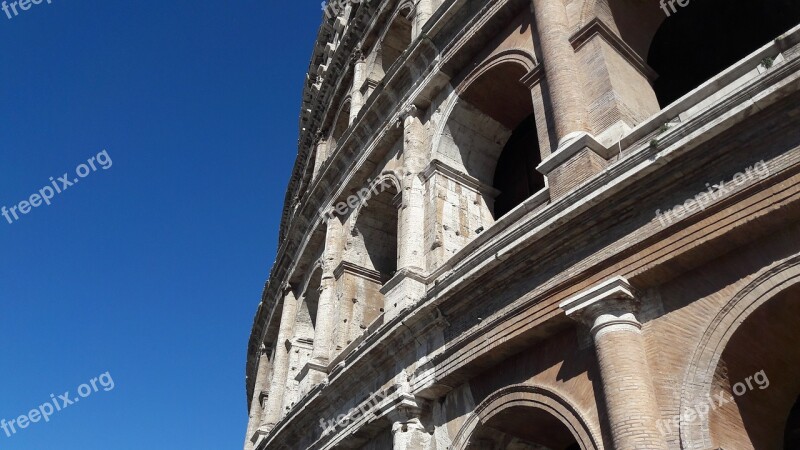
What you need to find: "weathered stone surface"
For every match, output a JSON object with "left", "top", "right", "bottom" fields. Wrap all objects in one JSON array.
[{"left": 245, "top": 1, "right": 800, "bottom": 449}]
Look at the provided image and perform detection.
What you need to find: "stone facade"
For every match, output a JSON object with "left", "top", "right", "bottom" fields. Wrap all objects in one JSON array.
[{"left": 245, "top": 1, "right": 800, "bottom": 448}]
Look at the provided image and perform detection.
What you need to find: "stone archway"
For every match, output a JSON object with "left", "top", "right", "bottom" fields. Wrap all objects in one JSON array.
[
  {"left": 433, "top": 55, "right": 543, "bottom": 221},
  {"left": 451, "top": 385, "right": 601, "bottom": 450},
  {"left": 680, "top": 253, "right": 800, "bottom": 449}
]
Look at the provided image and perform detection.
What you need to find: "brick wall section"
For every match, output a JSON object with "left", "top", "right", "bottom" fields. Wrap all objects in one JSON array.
[{"left": 548, "top": 147, "right": 608, "bottom": 198}]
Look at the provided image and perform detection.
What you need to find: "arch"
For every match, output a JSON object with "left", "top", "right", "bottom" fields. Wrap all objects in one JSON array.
[
  {"left": 377, "top": 1, "right": 414, "bottom": 74},
  {"left": 451, "top": 384, "right": 601, "bottom": 450},
  {"left": 433, "top": 57, "right": 544, "bottom": 221},
  {"left": 679, "top": 252, "right": 800, "bottom": 448},
  {"left": 297, "top": 265, "right": 323, "bottom": 332},
  {"left": 348, "top": 171, "right": 403, "bottom": 237},
  {"left": 329, "top": 96, "right": 353, "bottom": 153},
  {"left": 297, "top": 258, "right": 324, "bottom": 302},
  {"left": 455, "top": 49, "right": 537, "bottom": 96},
  {"left": 349, "top": 176, "right": 400, "bottom": 277}
]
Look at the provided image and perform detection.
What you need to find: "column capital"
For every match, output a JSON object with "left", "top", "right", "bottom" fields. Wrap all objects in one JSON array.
[
  {"left": 401, "top": 104, "right": 421, "bottom": 122},
  {"left": 350, "top": 47, "right": 364, "bottom": 63},
  {"left": 384, "top": 392, "right": 424, "bottom": 427},
  {"left": 560, "top": 276, "right": 641, "bottom": 336}
]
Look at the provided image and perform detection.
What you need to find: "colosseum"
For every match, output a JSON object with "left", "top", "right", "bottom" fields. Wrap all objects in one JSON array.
[{"left": 244, "top": 0, "right": 800, "bottom": 448}]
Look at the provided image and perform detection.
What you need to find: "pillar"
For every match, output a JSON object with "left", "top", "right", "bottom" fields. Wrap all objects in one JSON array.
[
  {"left": 304, "top": 218, "right": 345, "bottom": 391},
  {"left": 398, "top": 105, "right": 426, "bottom": 272},
  {"left": 259, "top": 286, "right": 299, "bottom": 431},
  {"left": 383, "top": 106, "right": 427, "bottom": 321},
  {"left": 386, "top": 392, "right": 430, "bottom": 450},
  {"left": 244, "top": 345, "right": 271, "bottom": 450},
  {"left": 560, "top": 276, "right": 669, "bottom": 450},
  {"left": 313, "top": 137, "right": 328, "bottom": 180},
  {"left": 412, "top": 0, "right": 435, "bottom": 40},
  {"left": 350, "top": 51, "right": 366, "bottom": 123},
  {"left": 530, "top": 0, "right": 588, "bottom": 143}
]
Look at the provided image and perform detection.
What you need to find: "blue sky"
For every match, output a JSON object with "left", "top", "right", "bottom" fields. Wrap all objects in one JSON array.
[{"left": 0, "top": 1, "right": 321, "bottom": 448}]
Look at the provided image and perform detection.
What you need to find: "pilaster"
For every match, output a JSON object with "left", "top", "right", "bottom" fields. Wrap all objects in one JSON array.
[{"left": 259, "top": 286, "right": 299, "bottom": 431}]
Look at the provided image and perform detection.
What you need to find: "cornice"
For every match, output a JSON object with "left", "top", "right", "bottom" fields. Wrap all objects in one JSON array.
[{"left": 420, "top": 159, "right": 501, "bottom": 197}]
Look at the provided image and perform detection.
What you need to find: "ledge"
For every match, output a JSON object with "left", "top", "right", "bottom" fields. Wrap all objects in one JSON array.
[
  {"left": 559, "top": 276, "right": 635, "bottom": 317},
  {"left": 334, "top": 260, "right": 387, "bottom": 283},
  {"left": 536, "top": 132, "right": 612, "bottom": 175},
  {"left": 421, "top": 159, "right": 501, "bottom": 197}
]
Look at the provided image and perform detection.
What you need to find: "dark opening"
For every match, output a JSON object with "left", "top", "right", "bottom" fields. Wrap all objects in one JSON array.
[
  {"left": 648, "top": 0, "right": 800, "bottom": 106},
  {"left": 381, "top": 12, "right": 412, "bottom": 73},
  {"left": 470, "top": 405, "right": 581, "bottom": 450},
  {"left": 304, "top": 273, "right": 321, "bottom": 329},
  {"left": 356, "top": 186, "right": 399, "bottom": 279},
  {"left": 785, "top": 396, "right": 800, "bottom": 449},
  {"left": 492, "top": 113, "right": 544, "bottom": 218},
  {"left": 330, "top": 100, "right": 351, "bottom": 151}
]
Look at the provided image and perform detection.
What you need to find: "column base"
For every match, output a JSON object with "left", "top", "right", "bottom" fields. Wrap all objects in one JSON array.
[
  {"left": 296, "top": 361, "right": 329, "bottom": 398},
  {"left": 381, "top": 268, "right": 426, "bottom": 322},
  {"left": 537, "top": 132, "right": 612, "bottom": 198}
]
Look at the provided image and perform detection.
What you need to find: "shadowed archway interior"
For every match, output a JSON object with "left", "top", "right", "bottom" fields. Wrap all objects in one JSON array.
[
  {"left": 704, "top": 283, "right": 800, "bottom": 449},
  {"left": 648, "top": 0, "right": 800, "bottom": 106},
  {"left": 467, "top": 406, "right": 580, "bottom": 450}
]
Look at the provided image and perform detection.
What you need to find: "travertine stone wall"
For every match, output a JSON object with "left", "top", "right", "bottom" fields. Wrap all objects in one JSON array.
[{"left": 244, "top": 0, "right": 800, "bottom": 448}]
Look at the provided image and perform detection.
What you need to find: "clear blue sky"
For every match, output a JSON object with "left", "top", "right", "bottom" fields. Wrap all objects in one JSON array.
[{"left": 0, "top": 1, "right": 321, "bottom": 448}]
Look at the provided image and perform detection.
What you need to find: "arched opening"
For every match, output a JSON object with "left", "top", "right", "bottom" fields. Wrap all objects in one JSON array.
[
  {"left": 441, "top": 60, "right": 543, "bottom": 222},
  {"left": 702, "top": 283, "right": 800, "bottom": 449},
  {"left": 648, "top": 0, "right": 800, "bottom": 106},
  {"left": 352, "top": 184, "right": 399, "bottom": 278},
  {"left": 467, "top": 405, "right": 581, "bottom": 450},
  {"left": 298, "top": 271, "right": 320, "bottom": 332},
  {"left": 493, "top": 113, "right": 544, "bottom": 218},
  {"left": 338, "top": 181, "right": 400, "bottom": 342},
  {"left": 330, "top": 99, "right": 352, "bottom": 153},
  {"left": 280, "top": 272, "right": 322, "bottom": 410},
  {"left": 380, "top": 9, "right": 412, "bottom": 73}
]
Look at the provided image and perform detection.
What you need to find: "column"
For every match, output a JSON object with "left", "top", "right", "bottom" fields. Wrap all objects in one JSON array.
[
  {"left": 244, "top": 346, "right": 271, "bottom": 450},
  {"left": 312, "top": 137, "right": 328, "bottom": 180},
  {"left": 560, "top": 276, "right": 668, "bottom": 450},
  {"left": 350, "top": 51, "right": 366, "bottom": 123},
  {"left": 304, "top": 217, "right": 345, "bottom": 391},
  {"left": 259, "top": 286, "right": 299, "bottom": 431},
  {"left": 530, "top": 0, "right": 588, "bottom": 143},
  {"left": 382, "top": 106, "right": 427, "bottom": 321},
  {"left": 387, "top": 393, "right": 430, "bottom": 450},
  {"left": 412, "top": 0, "right": 435, "bottom": 40},
  {"left": 398, "top": 105, "right": 426, "bottom": 272}
]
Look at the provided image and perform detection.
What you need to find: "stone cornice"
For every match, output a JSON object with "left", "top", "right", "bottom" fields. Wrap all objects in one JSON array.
[
  {"left": 379, "top": 267, "right": 426, "bottom": 294},
  {"left": 559, "top": 276, "right": 635, "bottom": 317},
  {"left": 519, "top": 64, "right": 544, "bottom": 89},
  {"left": 420, "top": 159, "right": 502, "bottom": 197},
  {"left": 334, "top": 260, "right": 386, "bottom": 283},
  {"left": 410, "top": 50, "right": 800, "bottom": 391}
]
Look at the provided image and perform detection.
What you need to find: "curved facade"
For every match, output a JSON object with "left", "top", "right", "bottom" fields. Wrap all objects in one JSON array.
[{"left": 245, "top": 1, "right": 800, "bottom": 448}]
